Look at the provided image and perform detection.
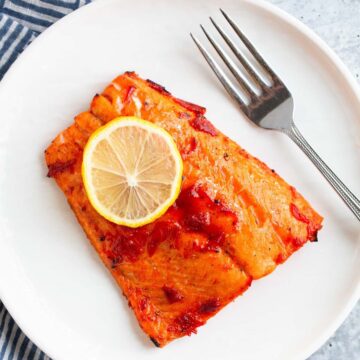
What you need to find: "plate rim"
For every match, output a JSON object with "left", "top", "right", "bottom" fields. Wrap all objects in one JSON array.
[{"left": 0, "top": 0, "right": 359, "bottom": 359}]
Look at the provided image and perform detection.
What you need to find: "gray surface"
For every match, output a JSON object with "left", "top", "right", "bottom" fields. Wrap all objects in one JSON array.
[{"left": 267, "top": 1, "right": 360, "bottom": 359}]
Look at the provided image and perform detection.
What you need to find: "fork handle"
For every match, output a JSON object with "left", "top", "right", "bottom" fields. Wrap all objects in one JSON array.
[{"left": 285, "top": 124, "right": 360, "bottom": 221}]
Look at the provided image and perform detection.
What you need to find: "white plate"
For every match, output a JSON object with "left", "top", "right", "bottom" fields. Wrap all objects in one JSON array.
[{"left": 0, "top": 0, "right": 359, "bottom": 359}]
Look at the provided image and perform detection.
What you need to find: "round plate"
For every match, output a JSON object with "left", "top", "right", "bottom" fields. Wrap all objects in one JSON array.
[{"left": 0, "top": 0, "right": 359, "bottom": 359}]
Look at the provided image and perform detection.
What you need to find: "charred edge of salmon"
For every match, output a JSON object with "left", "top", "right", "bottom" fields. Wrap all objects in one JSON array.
[
  {"left": 310, "top": 227, "right": 321, "bottom": 241},
  {"left": 91, "top": 94, "right": 101, "bottom": 107},
  {"left": 47, "top": 159, "right": 76, "bottom": 178},
  {"left": 149, "top": 337, "right": 161, "bottom": 347},
  {"left": 311, "top": 234, "right": 319, "bottom": 242},
  {"left": 125, "top": 71, "right": 207, "bottom": 116},
  {"left": 146, "top": 79, "right": 171, "bottom": 95},
  {"left": 124, "top": 70, "right": 136, "bottom": 77},
  {"left": 289, "top": 203, "right": 322, "bottom": 242}
]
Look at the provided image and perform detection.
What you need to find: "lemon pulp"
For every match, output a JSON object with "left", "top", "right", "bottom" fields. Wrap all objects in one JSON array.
[{"left": 82, "top": 117, "right": 183, "bottom": 227}]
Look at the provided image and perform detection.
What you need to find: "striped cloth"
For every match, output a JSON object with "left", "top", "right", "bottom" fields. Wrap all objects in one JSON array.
[
  {"left": 0, "top": 0, "right": 91, "bottom": 79},
  {"left": 0, "top": 2, "right": 91, "bottom": 357}
]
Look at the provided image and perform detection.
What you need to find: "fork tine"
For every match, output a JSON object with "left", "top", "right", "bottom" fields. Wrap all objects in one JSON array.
[
  {"left": 200, "top": 25, "right": 257, "bottom": 100},
  {"left": 190, "top": 33, "right": 248, "bottom": 109},
  {"left": 219, "top": 9, "right": 277, "bottom": 80},
  {"left": 210, "top": 16, "right": 268, "bottom": 89}
]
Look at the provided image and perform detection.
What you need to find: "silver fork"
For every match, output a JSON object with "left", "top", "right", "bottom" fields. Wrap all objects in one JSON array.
[{"left": 191, "top": 9, "right": 360, "bottom": 221}]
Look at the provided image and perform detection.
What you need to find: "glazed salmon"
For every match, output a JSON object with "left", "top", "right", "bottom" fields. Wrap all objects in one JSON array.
[{"left": 45, "top": 72, "right": 323, "bottom": 347}]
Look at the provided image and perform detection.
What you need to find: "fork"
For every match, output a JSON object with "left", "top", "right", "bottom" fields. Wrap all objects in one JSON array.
[{"left": 190, "top": 9, "right": 360, "bottom": 221}]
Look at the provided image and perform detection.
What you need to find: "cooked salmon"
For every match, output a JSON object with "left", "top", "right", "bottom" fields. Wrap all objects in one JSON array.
[{"left": 45, "top": 72, "right": 323, "bottom": 347}]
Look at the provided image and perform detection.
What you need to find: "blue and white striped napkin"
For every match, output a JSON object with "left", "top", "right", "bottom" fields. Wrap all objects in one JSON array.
[
  {"left": 0, "top": 2, "right": 90, "bottom": 358},
  {"left": 0, "top": 0, "right": 91, "bottom": 79}
]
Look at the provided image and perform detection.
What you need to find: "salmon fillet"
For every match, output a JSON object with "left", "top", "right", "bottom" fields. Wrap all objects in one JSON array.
[{"left": 45, "top": 72, "right": 323, "bottom": 347}]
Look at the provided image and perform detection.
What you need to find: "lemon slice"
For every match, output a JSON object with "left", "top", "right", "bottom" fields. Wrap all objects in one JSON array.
[{"left": 82, "top": 117, "right": 183, "bottom": 227}]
